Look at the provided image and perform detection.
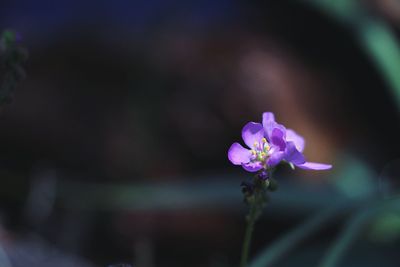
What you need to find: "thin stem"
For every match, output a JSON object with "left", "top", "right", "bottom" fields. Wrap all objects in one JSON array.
[
  {"left": 239, "top": 174, "right": 269, "bottom": 267},
  {"left": 240, "top": 194, "right": 262, "bottom": 267}
]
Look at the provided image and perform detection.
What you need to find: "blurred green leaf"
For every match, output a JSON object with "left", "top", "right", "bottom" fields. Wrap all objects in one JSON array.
[
  {"left": 303, "top": 0, "right": 361, "bottom": 23},
  {"left": 0, "top": 30, "right": 28, "bottom": 104},
  {"left": 319, "top": 198, "right": 400, "bottom": 267},
  {"left": 248, "top": 203, "right": 344, "bottom": 267},
  {"left": 1, "top": 30, "right": 16, "bottom": 48},
  {"left": 301, "top": 0, "right": 400, "bottom": 111},
  {"left": 360, "top": 21, "right": 400, "bottom": 111},
  {"left": 368, "top": 212, "right": 400, "bottom": 243},
  {"left": 318, "top": 208, "right": 370, "bottom": 267}
]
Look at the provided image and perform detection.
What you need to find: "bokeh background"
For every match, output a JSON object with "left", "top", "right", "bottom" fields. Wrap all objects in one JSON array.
[{"left": 0, "top": 0, "right": 400, "bottom": 266}]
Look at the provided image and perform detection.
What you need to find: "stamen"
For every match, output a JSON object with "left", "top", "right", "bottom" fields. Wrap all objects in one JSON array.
[{"left": 261, "top": 138, "right": 267, "bottom": 143}]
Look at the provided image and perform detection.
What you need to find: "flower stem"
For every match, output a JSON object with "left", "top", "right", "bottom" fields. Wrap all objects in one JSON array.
[
  {"left": 240, "top": 200, "right": 258, "bottom": 267},
  {"left": 239, "top": 174, "right": 270, "bottom": 267}
]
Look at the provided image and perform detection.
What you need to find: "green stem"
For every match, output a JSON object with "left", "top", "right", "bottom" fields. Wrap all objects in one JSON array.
[{"left": 240, "top": 197, "right": 260, "bottom": 267}]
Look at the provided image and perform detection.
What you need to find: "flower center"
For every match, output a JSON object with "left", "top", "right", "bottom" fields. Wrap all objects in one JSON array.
[{"left": 250, "top": 138, "right": 270, "bottom": 163}]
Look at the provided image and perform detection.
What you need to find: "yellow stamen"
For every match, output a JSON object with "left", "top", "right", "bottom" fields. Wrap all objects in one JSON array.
[
  {"left": 261, "top": 138, "right": 267, "bottom": 143},
  {"left": 253, "top": 142, "right": 259, "bottom": 148},
  {"left": 260, "top": 152, "right": 266, "bottom": 157},
  {"left": 251, "top": 150, "right": 256, "bottom": 155}
]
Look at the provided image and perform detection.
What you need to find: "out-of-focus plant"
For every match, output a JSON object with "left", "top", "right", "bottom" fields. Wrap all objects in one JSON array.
[
  {"left": 228, "top": 112, "right": 332, "bottom": 267},
  {"left": 368, "top": 212, "right": 400, "bottom": 243},
  {"left": 301, "top": 0, "right": 400, "bottom": 111},
  {"left": 0, "top": 30, "right": 28, "bottom": 105}
]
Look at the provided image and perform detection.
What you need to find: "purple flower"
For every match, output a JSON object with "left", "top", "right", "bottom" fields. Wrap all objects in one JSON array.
[
  {"left": 228, "top": 112, "right": 332, "bottom": 172},
  {"left": 228, "top": 122, "right": 270, "bottom": 172}
]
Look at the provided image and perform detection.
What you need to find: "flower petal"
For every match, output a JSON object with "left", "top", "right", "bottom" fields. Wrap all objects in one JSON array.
[
  {"left": 286, "top": 129, "right": 305, "bottom": 152},
  {"left": 270, "top": 128, "right": 286, "bottom": 151},
  {"left": 241, "top": 122, "right": 264, "bottom": 149},
  {"left": 267, "top": 150, "right": 285, "bottom": 167},
  {"left": 242, "top": 162, "right": 263, "bottom": 172},
  {"left": 262, "top": 112, "right": 276, "bottom": 140},
  {"left": 262, "top": 112, "right": 287, "bottom": 146},
  {"left": 228, "top": 142, "right": 252, "bottom": 165},
  {"left": 285, "top": 141, "right": 305, "bottom": 165},
  {"left": 295, "top": 162, "right": 332, "bottom": 170}
]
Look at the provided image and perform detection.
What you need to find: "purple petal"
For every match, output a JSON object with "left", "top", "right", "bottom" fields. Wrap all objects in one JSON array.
[
  {"left": 242, "top": 162, "right": 263, "bottom": 172},
  {"left": 285, "top": 141, "right": 305, "bottom": 165},
  {"left": 262, "top": 112, "right": 275, "bottom": 126},
  {"left": 286, "top": 129, "right": 305, "bottom": 152},
  {"left": 241, "top": 122, "right": 264, "bottom": 149},
  {"left": 262, "top": 112, "right": 287, "bottom": 145},
  {"left": 270, "top": 128, "right": 286, "bottom": 151},
  {"left": 228, "top": 143, "right": 251, "bottom": 165},
  {"left": 267, "top": 150, "right": 285, "bottom": 167},
  {"left": 296, "top": 162, "right": 332, "bottom": 170},
  {"left": 262, "top": 112, "right": 276, "bottom": 141}
]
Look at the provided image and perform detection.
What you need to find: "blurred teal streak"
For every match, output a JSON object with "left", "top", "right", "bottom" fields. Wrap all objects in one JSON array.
[
  {"left": 301, "top": 0, "right": 400, "bottom": 111},
  {"left": 318, "top": 208, "right": 371, "bottom": 267},
  {"left": 302, "top": 0, "right": 361, "bottom": 23},
  {"left": 59, "top": 156, "right": 372, "bottom": 212},
  {"left": 60, "top": 177, "right": 241, "bottom": 211},
  {"left": 319, "top": 198, "right": 400, "bottom": 267},
  {"left": 248, "top": 203, "right": 345, "bottom": 267},
  {"left": 249, "top": 197, "right": 400, "bottom": 267},
  {"left": 0, "top": 246, "right": 12, "bottom": 267},
  {"left": 59, "top": 174, "right": 341, "bottom": 212},
  {"left": 360, "top": 21, "right": 400, "bottom": 111}
]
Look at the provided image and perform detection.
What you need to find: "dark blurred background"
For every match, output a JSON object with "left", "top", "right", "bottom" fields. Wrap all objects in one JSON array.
[{"left": 0, "top": 0, "right": 400, "bottom": 266}]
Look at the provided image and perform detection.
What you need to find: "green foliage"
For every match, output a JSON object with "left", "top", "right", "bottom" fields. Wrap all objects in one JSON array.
[
  {"left": 0, "top": 30, "right": 28, "bottom": 105},
  {"left": 300, "top": 0, "right": 400, "bottom": 111},
  {"left": 248, "top": 204, "right": 344, "bottom": 267},
  {"left": 368, "top": 212, "right": 400, "bottom": 243}
]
